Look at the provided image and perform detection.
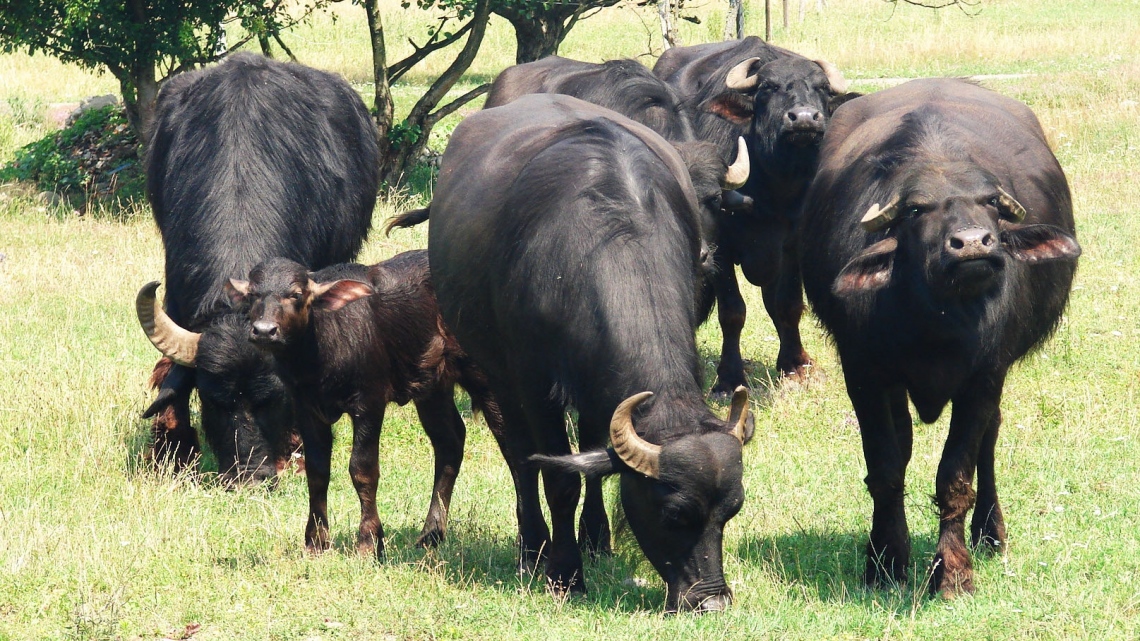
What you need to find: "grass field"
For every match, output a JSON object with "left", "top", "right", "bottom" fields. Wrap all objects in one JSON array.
[{"left": 1, "top": 0, "right": 1138, "bottom": 638}]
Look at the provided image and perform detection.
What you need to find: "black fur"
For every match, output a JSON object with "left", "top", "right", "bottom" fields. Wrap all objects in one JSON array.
[
  {"left": 428, "top": 94, "right": 749, "bottom": 612},
  {"left": 143, "top": 52, "right": 379, "bottom": 480},
  {"left": 799, "top": 78, "right": 1080, "bottom": 596}
]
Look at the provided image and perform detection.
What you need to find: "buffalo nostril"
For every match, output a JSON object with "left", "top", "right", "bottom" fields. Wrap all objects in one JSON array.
[
  {"left": 252, "top": 321, "right": 278, "bottom": 337},
  {"left": 950, "top": 236, "right": 965, "bottom": 250},
  {"left": 787, "top": 111, "right": 798, "bottom": 122},
  {"left": 948, "top": 227, "right": 995, "bottom": 255}
]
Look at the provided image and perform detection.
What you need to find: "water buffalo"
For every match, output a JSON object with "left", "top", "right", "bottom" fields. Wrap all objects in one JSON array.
[
  {"left": 481, "top": 55, "right": 753, "bottom": 238},
  {"left": 427, "top": 93, "right": 754, "bottom": 612},
  {"left": 799, "top": 78, "right": 1081, "bottom": 596},
  {"left": 655, "top": 37, "right": 853, "bottom": 391},
  {"left": 140, "top": 52, "right": 379, "bottom": 481},
  {"left": 142, "top": 250, "right": 501, "bottom": 555}
]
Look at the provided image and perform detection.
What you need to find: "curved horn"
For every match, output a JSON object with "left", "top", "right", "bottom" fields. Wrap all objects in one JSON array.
[
  {"left": 860, "top": 196, "right": 901, "bottom": 232},
  {"left": 727, "top": 386, "right": 752, "bottom": 444},
  {"left": 610, "top": 391, "right": 661, "bottom": 478},
  {"left": 725, "top": 57, "right": 762, "bottom": 91},
  {"left": 813, "top": 59, "right": 849, "bottom": 94},
  {"left": 722, "top": 137, "right": 751, "bottom": 190},
  {"left": 996, "top": 186, "right": 1027, "bottom": 222},
  {"left": 136, "top": 281, "right": 200, "bottom": 367}
]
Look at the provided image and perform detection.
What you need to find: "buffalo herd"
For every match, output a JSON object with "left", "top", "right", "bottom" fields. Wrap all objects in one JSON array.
[{"left": 134, "top": 40, "right": 1080, "bottom": 613}]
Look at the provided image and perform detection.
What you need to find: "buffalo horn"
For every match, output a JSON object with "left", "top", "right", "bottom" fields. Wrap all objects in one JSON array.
[
  {"left": 136, "top": 281, "right": 200, "bottom": 367},
  {"left": 813, "top": 59, "right": 849, "bottom": 94},
  {"left": 997, "top": 186, "right": 1027, "bottom": 222},
  {"left": 722, "top": 137, "right": 751, "bottom": 190},
  {"left": 859, "top": 197, "right": 901, "bottom": 232},
  {"left": 610, "top": 391, "right": 661, "bottom": 479},
  {"left": 725, "top": 57, "right": 762, "bottom": 91},
  {"left": 727, "top": 386, "right": 751, "bottom": 444}
]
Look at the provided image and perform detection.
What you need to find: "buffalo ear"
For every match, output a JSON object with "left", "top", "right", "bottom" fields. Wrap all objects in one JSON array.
[
  {"left": 224, "top": 278, "right": 250, "bottom": 307},
  {"left": 309, "top": 279, "right": 375, "bottom": 311},
  {"left": 531, "top": 450, "right": 623, "bottom": 479},
  {"left": 704, "top": 91, "right": 753, "bottom": 126},
  {"left": 828, "top": 91, "right": 861, "bottom": 115},
  {"left": 1001, "top": 224, "right": 1082, "bottom": 263},
  {"left": 833, "top": 237, "right": 898, "bottom": 297}
]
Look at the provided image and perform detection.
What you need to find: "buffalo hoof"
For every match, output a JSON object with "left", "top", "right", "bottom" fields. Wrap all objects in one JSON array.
[
  {"left": 695, "top": 593, "right": 731, "bottom": 613},
  {"left": 930, "top": 552, "right": 975, "bottom": 598},
  {"left": 546, "top": 573, "right": 586, "bottom": 597},
  {"left": 863, "top": 543, "right": 909, "bottom": 588},
  {"left": 415, "top": 528, "right": 444, "bottom": 549}
]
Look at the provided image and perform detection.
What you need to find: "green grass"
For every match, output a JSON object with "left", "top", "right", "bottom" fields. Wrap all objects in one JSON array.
[{"left": 1, "top": 0, "right": 1139, "bottom": 638}]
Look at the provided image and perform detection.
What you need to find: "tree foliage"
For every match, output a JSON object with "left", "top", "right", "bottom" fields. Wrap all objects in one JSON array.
[{"left": 0, "top": 0, "right": 328, "bottom": 143}]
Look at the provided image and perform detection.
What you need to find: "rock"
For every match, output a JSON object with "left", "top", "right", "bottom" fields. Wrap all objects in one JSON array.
[{"left": 45, "top": 102, "right": 81, "bottom": 128}]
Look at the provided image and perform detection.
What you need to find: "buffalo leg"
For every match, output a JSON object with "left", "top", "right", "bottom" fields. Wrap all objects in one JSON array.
[
  {"left": 848, "top": 372, "right": 912, "bottom": 586},
  {"left": 766, "top": 244, "right": 811, "bottom": 376},
  {"left": 764, "top": 246, "right": 812, "bottom": 379},
  {"left": 413, "top": 385, "right": 467, "bottom": 548},
  {"left": 712, "top": 250, "right": 749, "bottom": 396},
  {"left": 575, "top": 414, "right": 611, "bottom": 557},
  {"left": 349, "top": 406, "right": 385, "bottom": 559},
  {"left": 495, "top": 398, "right": 552, "bottom": 577},
  {"left": 971, "top": 413, "right": 1006, "bottom": 553},
  {"left": 298, "top": 412, "right": 334, "bottom": 553},
  {"left": 148, "top": 359, "right": 199, "bottom": 470},
  {"left": 931, "top": 373, "right": 1004, "bottom": 597}
]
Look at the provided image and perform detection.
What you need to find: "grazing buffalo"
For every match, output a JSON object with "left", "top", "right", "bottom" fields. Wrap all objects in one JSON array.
[
  {"left": 140, "top": 52, "right": 379, "bottom": 481},
  {"left": 799, "top": 78, "right": 1081, "bottom": 596},
  {"left": 654, "top": 37, "right": 853, "bottom": 391},
  {"left": 142, "top": 250, "right": 500, "bottom": 556},
  {"left": 428, "top": 93, "right": 754, "bottom": 612}
]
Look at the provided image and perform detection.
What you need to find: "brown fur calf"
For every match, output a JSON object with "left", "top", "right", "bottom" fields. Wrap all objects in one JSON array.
[{"left": 224, "top": 250, "right": 502, "bottom": 556}]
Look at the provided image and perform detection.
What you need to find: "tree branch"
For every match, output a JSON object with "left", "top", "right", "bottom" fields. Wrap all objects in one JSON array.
[
  {"left": 388, "top": 18, "right": 473, "bottom": 83},
  {"left": 425, "top": 83, "right": 490, "bottom": 127}
]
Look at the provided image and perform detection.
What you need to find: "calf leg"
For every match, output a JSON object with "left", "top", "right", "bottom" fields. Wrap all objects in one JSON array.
[
  {"left": 712, "top": 251, "right": 749, "bottom": 396},
  {"left": 298, "top": 412, "right": 334, "bottom": 553},
  {"left": 413, "top": 385, "right": 467, "bottom": 548},
  {"left": 349, "top": 406, "right": 385, "bottom": 559},
  {"left": 848, "top": 374, "right": 912, "bottom": 586},
  {"left": 931, "top": 372, "right": 1005, "bottom": 597}
]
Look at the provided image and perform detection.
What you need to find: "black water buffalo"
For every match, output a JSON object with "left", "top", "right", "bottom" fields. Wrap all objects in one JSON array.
[
  {"left": 799, "top": 78, "right": 1081, "bottom": 596},
  {"left": 427, "top": 93, "right": 754, "bottom": 612},
  {"left": 485, "top": 56, "right": 696, "bottom": 143},
  {"left": 654, "top": 37, "right": 853, "bottom": 391},
  {"left": 142, "top": 250, "right": 500, "bottom": 555},
  {"left": 140, "top": 52, "right": 379, "bottom": 481}
]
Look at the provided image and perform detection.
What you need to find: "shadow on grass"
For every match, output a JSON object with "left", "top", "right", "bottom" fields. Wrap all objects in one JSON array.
[
  {"left": 734, "top": 529, "right": 949, "bottom": 610},
  {"left": 340, "top": 524, "right": 669, "bottom": 613}
]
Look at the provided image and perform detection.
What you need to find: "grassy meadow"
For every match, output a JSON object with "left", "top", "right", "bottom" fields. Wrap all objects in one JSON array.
[{"left": 1, "top": 0, "right": 1138, "bottom": 638}]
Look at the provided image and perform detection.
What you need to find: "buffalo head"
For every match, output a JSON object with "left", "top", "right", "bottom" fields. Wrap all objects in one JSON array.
[
  {"left": 533, "top": 387, "right": 753, "bottom": 613},
  {"left": 834, "top": 163, "right": 1081, "bottom": 299},
  {"left": 136, "top": 283, "right": 294, "bottom": 484}
]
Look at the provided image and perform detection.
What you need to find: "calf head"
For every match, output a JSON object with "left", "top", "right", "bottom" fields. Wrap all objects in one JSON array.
[
  {"left": 534, "top": 388, "right": 753, "bottom": 613},
  {"left": 224, "top": 257, "right": 375, "bottom": 351},
  {"left": 136, "top": 283, "right": 294, "bottom": 484},
  {"left": 835, "top": 163, "right": 1082, "bottom": 299}
]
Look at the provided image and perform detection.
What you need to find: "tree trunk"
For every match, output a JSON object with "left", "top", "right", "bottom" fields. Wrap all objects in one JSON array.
[
  {"left": 503, "top": 12, "right": 572, "bottom": 63},
  {"left": 380, "top": 0, "right": 492, "bottom": 186},
  {"left": 725, "top": 0, "right": 744, "bottom": 39},
  {"left": 363, "top": 0, "right": 394, "bottom": 171},
  {"left": 118, "top": 59, "right": 159, "bottom": 154},
  {"left": 660, "top": 0, "right": 679, "bottom": 50}
]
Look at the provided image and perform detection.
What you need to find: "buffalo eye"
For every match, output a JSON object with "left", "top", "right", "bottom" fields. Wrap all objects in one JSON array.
[
  {"left": 988, "top": 196, "right": 1001, "bottom": 209},
  {"left": 704, "top": 195, "right": 722, "bottom": 210},
  {"left": 290, "top": 292, "right": 303, "bottom": 302},
  {"left": 903, "top": 204, "right": 924, "bottom": 218}
]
